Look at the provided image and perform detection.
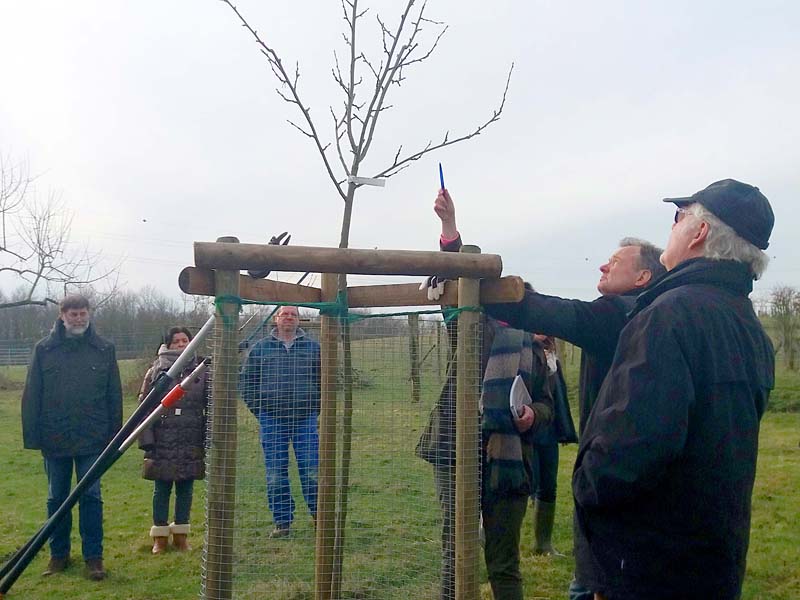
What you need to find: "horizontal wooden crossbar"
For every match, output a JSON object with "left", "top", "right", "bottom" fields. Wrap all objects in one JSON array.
[
  {"left": 193, "top": 242, "right": 502, "bottom": 279},
  {"left": 178, "top": 267, "right": 524, "bottom": 307}
]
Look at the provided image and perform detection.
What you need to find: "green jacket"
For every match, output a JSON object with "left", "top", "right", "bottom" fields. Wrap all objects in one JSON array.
[{"left": 21, "top": 320, "right": 123, "bottom": 458}]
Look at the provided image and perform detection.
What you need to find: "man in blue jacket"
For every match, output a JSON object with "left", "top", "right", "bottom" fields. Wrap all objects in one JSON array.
[
  {"left": 21, "top": 294, "right": 122, "bottom": 581},
  {"left": 573, "top": 179, "right": 775, "bottom": 600},
  {"left": 240, "top": 305, "right": 321, "bottom": 538}
]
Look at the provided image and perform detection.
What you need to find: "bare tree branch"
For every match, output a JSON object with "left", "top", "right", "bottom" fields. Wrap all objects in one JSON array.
[
  {"left": 286, "top": 119, "right": 315, "bottom": 139},
  {"left": 0, "top": 297, "right": 58, "bottom": 310},
  {"left": 371, "top": 63, "right": 514, "bottom": 179},
  {"left": 220, "top": 0, "right": 346, "bottom": 200},
  {"left": 356, "top": 6, "right": 415, "bottom": 155},
  {"left": 344, "top": 0, "right": 359, "bottom": 152},
  {"left": 331, "top": 107, "right": 351, "bottom": 176}
]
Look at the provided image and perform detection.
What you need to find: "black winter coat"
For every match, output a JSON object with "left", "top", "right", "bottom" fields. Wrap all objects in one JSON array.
[
  {"left": 485, "top": 288, "right": 637, "bottom": 435},
  {"left": 572, "top": 258, "right": 774, "bottom": 600},
  {"left": 21, "top": 320, "right": 123, "bottom": 458},
  {"left": 138, "top": 346, "right": 208, "bottom": 481}
]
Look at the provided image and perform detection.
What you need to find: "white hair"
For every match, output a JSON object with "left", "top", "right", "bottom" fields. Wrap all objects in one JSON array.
[{"left": 686, "top": 203, "right": 770, "bottom": 279}]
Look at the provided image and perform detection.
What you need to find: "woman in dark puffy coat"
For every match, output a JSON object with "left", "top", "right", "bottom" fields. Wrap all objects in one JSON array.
[{"left": 138, "top": 327, "right": 208, "bottom": 554}]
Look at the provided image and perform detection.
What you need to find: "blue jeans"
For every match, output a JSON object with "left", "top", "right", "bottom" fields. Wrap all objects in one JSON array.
[
  {"left": 153, "top": 479, "right": 194, "bottom": 526},
  {"left": 44, "top": 454, "right": 103, "bottom": 560},
  {"left": 258, "top": 412, "right": 319, "bottom": 527}
]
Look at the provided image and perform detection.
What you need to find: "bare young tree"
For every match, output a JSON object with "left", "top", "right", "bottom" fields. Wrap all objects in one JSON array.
[
  {"left": 0, "top": 155, "right": 119, "bottom": 310},
  {"left": 771, "top": 285, "right": 799, "bottom": 370},
  {"left": 221, "top": 0, "right": 512, "bottom": 250},
  {"left": 220, "top": 2, "right": 512, "bottom": 594}
]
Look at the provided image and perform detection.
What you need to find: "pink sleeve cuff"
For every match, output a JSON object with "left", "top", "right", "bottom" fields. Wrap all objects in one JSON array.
[{"left": 439, "top": 232, "right": 460, "bottom": 245}]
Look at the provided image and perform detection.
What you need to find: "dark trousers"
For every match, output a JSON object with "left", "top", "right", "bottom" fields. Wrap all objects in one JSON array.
[
  {"left": 531, "top": 441, "right": 559, "bottom": 503},
  {"left": 482, "top": 494, "right": 528, "bottom": 600},
  {"left": 44, "top": 454, "right": 103, "bottom": 560},
  {"left": 153, "top": 479, "right": 194, "bottom": 526},
  {"left": 433, "top": 462, "right": 455, "bottom": 600}
]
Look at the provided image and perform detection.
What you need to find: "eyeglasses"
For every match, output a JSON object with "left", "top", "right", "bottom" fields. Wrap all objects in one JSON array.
[{"left": 674, "top": 207, "right": 691, "bottom": 224}]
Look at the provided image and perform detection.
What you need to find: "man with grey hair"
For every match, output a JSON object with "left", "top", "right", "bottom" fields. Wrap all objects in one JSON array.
[
  {"left": 572, "top": 179, "right": 775, "bottom": 600},
  {"left": 486, "top": 236, "right": 666, "bottom": 434},
  {"left": 21, "top": 294, "right": 122, "bottom": 581}
]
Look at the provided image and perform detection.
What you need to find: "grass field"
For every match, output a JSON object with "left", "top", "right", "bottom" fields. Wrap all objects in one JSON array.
[{"left": 1, "top": 346, "right": 798, "bottom": 599}]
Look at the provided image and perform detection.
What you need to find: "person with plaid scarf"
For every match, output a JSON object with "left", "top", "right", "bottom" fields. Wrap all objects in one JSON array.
[
  {"left": 481, "top": 321, "right": 553, "bottom": 599},
  {"left": 417, "top": 187, "right": 553, "bottom": 600}
]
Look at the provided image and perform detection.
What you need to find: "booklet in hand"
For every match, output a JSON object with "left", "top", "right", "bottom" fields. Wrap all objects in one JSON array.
[{"left": 509, "top": 374, "right": 532, "bottom": 419}]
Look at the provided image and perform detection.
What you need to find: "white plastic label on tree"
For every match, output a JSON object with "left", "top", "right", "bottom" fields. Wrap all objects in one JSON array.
[{"left": 347, "top": 175, "right": 386, "bottom": 187}]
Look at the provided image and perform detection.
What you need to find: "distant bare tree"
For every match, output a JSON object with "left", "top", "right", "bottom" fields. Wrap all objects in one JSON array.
[
  {"left": 771, "top": 285, "right": 799, "bottom": 370},
  {"left": 0, "top": 155, "right": 119, "bottom": 310}
]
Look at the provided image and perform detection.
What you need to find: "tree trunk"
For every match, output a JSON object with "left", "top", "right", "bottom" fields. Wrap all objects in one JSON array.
[{"left": 409, "top": 313, "right": 421, "bottom": 403}]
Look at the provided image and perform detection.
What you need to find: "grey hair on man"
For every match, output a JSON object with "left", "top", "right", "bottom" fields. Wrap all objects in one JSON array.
[
  {"left": 684, "top": 204, "right": 770, "bottom": 279},
  {"left": 664, "top": 179, "right": 775, "bottom": 279},
  {"left": 619, "top": 237, "right": 667, "bottom": 281}
]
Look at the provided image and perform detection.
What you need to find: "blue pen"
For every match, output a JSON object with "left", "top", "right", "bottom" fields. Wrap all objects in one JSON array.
[{"left": 439, "top": 163, "right": 445, "bottom": 190}]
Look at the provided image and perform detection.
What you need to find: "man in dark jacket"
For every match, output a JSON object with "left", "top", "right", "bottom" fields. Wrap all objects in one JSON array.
[
  {"left": 21, "top": 294, "right": 123, "bottom": 581},
  {"left": 420, "top": 188, "right": 665, "bottom": 600},
  {"left": 239, "top": 305, "right": 321, "bottom": 538},
  {"left": 573, "top": 179, "right": 775, "bottom": 600},
  {"left": 485, "top": 236, "right": 666, "bottom": 435}
]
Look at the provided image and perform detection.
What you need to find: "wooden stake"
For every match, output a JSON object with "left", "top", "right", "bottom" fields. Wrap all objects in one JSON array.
[
  {"left": 315, "top": 273, "right": 338, "bottom": 600},
  {"left": 455, "top": 245, "right": 481, "bottom": 600},
  {"left": 204, "top": 237, "right": 240, "bottom": 600}
]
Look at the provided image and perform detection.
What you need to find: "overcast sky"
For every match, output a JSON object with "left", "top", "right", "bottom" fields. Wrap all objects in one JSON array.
[{"left": 1, "top": 0, "right": 797, "bottom": 306}]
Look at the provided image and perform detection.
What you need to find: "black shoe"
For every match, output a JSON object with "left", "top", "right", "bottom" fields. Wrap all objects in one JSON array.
[{"left": 43, "top": 556, "right": 70, "bottom": 576}]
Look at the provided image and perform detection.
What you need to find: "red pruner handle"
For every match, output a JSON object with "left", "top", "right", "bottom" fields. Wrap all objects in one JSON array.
[
  {"left": 161, "top": 386, "right": 186, "bottom": 408},
  {"left": 162, "top": 358, "right": 210, "bottom": 408}
]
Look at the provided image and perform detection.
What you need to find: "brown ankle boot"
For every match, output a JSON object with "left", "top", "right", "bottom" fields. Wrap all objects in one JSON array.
[
  {"left": 85, "top": 558, "right": 107, "bottom": 581},
  {"left": 42, "top": 555, "right": 70, "bottom": 576},
  {"left": 150, "top": 525, "right": 171, "bottom": 554},
  {"left": 170, "top": 523, "right": 191, "bottom": 551}
]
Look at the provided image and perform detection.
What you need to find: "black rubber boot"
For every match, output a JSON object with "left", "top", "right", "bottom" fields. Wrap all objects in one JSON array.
[{"left": 532, "top": 499, "right": 564, "bottom": 556}]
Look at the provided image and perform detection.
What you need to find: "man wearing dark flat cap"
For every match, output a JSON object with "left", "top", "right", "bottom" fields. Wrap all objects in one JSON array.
[{"left": 572, "top": 179, "right": 775, "bottom": 600}]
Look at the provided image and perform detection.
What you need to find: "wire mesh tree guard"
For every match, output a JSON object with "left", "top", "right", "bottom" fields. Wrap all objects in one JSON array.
[{"left": 181, "top": 238, "right": 523, "bottom": 600}]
